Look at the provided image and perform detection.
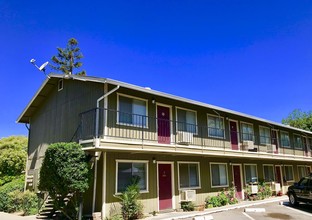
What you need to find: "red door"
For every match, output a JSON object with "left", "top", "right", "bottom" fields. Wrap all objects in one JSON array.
[
  {"left": 157, "top": 106, "right": 171, "bottom": 144},
  {"left": 275, "top": 166, "right": 282, "bottom": 185},
  {"left": 271, "top": 130, "right": 278, "bottom": 154},
  {"left": 158, "top": 164, "right": 172, "bottom": 210},
  {"left": 233, "top": 165, "right": 242, "bottom": 199},
  {"left": 230, "top": 121, "right": 239, "bottom": 150}
]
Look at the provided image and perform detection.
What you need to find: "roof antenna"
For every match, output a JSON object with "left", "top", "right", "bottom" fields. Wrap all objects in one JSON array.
[{"left": 30, "top": 59, "right": 50, "bottom": 79}]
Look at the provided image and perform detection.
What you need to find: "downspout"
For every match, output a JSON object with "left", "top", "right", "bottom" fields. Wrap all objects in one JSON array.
[
  {"left": 102, "top": 152, "right": 107, "bottom": 219},
  {"left": 95, "top": 85, "right": 120, "bottom": 141},
  {"left": 92, "top": 85, "right": 119, "bottom": 216},
  {"left": 23, "top": 121, "right": 31, "bottom": 192},
  {"left": 91, "top": 152, "right": 101, "bottom": 213}
]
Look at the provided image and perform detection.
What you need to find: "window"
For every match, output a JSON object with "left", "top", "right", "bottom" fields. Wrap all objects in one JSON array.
[
  {"left": 241, "top": 123, "right": 254, "bottom": 141},
  {"left": 280, "top": 131, "right": 290, "bottom": 148},
  {"left": 207, "top": 115, "right": 225, "bottom": 138},
  {"left": 210, "top": 163, "right": 228, "bottom": 187},
  {"left": 177, "top": 108, "right": 197, "bottom": 133},
  {"left": 244, "top": 164, "right": 258, "bottom": 183},
  {"left": 294, "top": 135, "right": 303, "bottom": 149},
  {"left": 178, "top": 162, "right": 200, "bottom": 189},
  {"left": 284, "top": 165, "right": 294, "bottom": 181},
  {"left": 263, "top": 165, "right": 275, "bottom": 182},
  {"left": 259, "top": 126, "right": 271, "bottom": 145},
  {"left": 118, "top": 94, "right": 147, "bottom": 127},
  {"left": 298, "top": 166, "right": 308, "bottom": 179},
  {"left": 116, "top": 161, "right": 148, "bottom": 193}
]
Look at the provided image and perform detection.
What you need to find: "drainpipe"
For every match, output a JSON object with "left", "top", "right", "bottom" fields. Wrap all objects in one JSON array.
[
  {"left": 101, "top": 152, "right": 107, "bottom": 219},
  {"left": 92, "top": 151, "right": 101, "bottom": 213},
  {"left": 95, "top": 85, "right": 120, "bottom": 141},
  {"left": 92, "top": 85, "right": 119, "bottom": 216}
]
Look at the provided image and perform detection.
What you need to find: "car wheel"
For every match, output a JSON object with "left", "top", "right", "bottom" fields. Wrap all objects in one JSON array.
[{"left": 289, "top": 193, "right": 298, "bottom": 206}]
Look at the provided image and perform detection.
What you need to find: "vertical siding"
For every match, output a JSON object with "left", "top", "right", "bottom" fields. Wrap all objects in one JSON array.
[
  {"left": 98, "top": 151, "right": 312, "bottom": 219},
  {"left": 27, "top": 80, "right": 104, "bottom": 171}
]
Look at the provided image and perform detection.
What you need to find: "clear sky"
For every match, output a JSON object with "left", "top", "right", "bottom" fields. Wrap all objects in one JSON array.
[{"left": 1, "top": 0, "right": 312, "bottom": 138}]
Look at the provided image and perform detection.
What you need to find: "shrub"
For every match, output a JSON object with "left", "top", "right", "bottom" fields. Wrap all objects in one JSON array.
[
  {"left": 39, "top": 142, "right": 91, "bottom": 220},
  {"left": 0, "top": 176, "right": 24, "bottom": 212},
  {"left": 244, "top": 183, "right": 272, "bottom": 201},
  {"left": 0, "top": 136, "right": 27, "bottom": 186},
  {"left": 218, "top": 191, "right": 228, "bottom": 206},
  {"left": 205, "top": 196, "right": 221, "bottom": 208},
  {"left": 181, "top": 201, "right": 195, "bottom": 211},
  {"left": 21, "top": 190, "right": 38, "bottom": 215},
  {"left": 205, "top": 187, "right": 238, "bottom": 208},
  {"left": 7, "top": 190, "right": 23, "bottom": 213},
  {"left": 115, "top": 177, "right": 144, "bottom": 220}
]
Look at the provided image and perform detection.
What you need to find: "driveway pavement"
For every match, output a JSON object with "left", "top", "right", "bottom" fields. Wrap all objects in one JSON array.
[
  {"left": 145, "top": 196, "right": 289, "bottom": 220},
  {"left": 0, "top": 212, "right": 36, "bottom": 220}
]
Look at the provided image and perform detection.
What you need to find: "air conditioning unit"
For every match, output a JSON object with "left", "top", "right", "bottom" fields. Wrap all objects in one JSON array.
[
  {"left": 267, "top": 144, "right": 276, "bottom": 153},
  {"left": 180, "top": 190, "right": 196, "bottom": 201},
  {"left": 247, "top": 185, "right": 258, "bottom": 194},
  {"left": 271, "top": 183, "right": 281, "bottom": 192},
  {"left": 243, "top": 141, "right": 254, "bottom": 150},
  {"left": 177, "top": 132, "right": 193, "bottom": 145}
]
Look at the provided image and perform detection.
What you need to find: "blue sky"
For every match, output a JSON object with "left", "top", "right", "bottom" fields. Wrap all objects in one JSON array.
[{"left": 1, "top": 0, "right": 312, "bottom": 138}]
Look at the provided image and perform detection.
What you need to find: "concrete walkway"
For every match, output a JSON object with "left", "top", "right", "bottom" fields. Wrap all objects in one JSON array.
[
  {"left": 0, "top": 212, "right": 37, "bottom": 220},
  {"left": 0, "top": 196, "right": 288, "bottom": 220},
  {"left": 145, "top": 196, "right": 288, "bottom": 220}
]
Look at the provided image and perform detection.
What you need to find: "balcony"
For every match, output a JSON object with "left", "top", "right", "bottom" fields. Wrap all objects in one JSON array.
[{"left": 77, "top": 108, "right": 312, "bottom": 160}]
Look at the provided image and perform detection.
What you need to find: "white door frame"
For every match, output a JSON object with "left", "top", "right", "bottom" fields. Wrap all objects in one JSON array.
[
  {"left": 157, "top": 161, "right": 175, "bottom": 211},
  {"left": 232, "top": 163, "right": 244, "bottom": 200}
]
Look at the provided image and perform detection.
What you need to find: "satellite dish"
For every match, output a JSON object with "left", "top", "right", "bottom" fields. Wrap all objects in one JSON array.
[
  {"left": 30, "top": 58, "right": 50, "bottom": 79},
  {"left": 39, "top": 61, "right": 49, "bottom": 71}
]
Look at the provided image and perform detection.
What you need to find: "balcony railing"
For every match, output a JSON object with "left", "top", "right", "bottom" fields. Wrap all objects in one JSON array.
[{"left": 77, "top": 108, "right": 312, "bottom": 157}]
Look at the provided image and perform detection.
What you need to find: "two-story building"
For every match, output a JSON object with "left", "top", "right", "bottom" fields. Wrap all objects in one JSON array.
[{"left": 17, "top": 74, "right": 312, "bottom": 218}]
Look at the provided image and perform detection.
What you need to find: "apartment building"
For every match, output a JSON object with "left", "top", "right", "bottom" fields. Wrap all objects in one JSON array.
[{"left": 17, "top": 74, "right": 312, "bottom": 218}]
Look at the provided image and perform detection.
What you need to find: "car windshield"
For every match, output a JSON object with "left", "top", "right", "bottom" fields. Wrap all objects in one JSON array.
[{"left": 298, "top": 177, "right": 309, "bottom": 186}]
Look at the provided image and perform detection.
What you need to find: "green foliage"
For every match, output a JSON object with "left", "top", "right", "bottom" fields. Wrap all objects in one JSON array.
[
  {"left": 205, "top": 196, "right": 222, "bottom": 207},
  {"left": 0, "top": 148, "right": 26, "bottom": 177},
  {"left": 205, "top": 187, "right": 238, "bottom": 208},
  {"left": 0, "top": 136, "right": 28, "bottom": 151},
  {"left": 108, "top": 215, "right": 123, "bottom": 220},
  {"left": 39, "top": 142, "right": 91, "bottom": 220},
  {"left": 0, "top": 176, "right": 24, "bottom": 212},
  {"left": 257, "top": 183, "right": 272, "bottom": 200},
  {"left": 244, "top": 183, "right": 272, "bottom": 201},
  {"left": 181, "top": 201, "right": 195, "bottom": 211},
  {"left": 282, "top": 109, "right": 312, "bottom": 131},
  {"left": 115, "top": 177, "right": 144, "bottom": 220},
  {"left": 21, "top": 190, "right": 38, "bottom": 215},
  {"left": 51, "top": 38, "right": 86, "bottom": 76},
  {"left": 0, "top": 136, "right": 27, "bottom": 186}
]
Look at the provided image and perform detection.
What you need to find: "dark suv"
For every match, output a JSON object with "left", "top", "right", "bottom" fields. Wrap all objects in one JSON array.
[{"left": 287, "top": 174, "right": 312, "bottom": 206}]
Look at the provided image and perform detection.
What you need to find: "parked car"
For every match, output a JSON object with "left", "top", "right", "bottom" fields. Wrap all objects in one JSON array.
[{"left": 287, "top": 174, "right": 312, "bottom": 206}]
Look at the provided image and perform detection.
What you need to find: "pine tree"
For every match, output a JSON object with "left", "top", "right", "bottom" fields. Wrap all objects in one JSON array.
[{"left": 51, "top": 38, "right": 86, "bottom": 76}]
